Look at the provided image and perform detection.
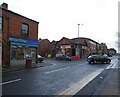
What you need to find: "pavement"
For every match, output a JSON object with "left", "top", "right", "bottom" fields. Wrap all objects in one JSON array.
[
  {"left": 2, "top": 60, "right": 53, "bottom": 74},
  {"left": 2, "top": 58, "right": 86, "bottom": 74},
  {"left": 73, "top": 60, "right": 120, "bottom": 97}
]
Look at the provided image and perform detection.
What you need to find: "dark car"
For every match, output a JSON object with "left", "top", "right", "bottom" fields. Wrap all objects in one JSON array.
[
  {"left": 87, "top": 55, "right": 111, "bottom": 64},
  {"left": 56, "top": 54, "right": 72, "bottom": 61},
  {"left": 107, "top": 54, "right": 112, "bottom": 57},
  {"left": 37, "top": 55, "right": 44, "bottom": 62}
]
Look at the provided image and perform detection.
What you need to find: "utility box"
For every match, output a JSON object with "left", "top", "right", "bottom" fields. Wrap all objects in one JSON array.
[{"left": 26, "top": 58, "right": 32, "bottom": 68}]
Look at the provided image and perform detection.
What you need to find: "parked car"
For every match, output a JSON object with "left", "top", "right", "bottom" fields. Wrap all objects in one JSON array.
[
  {"left": 107, "top": 54, "right": 112, "bottom": 57},
  {"left": 87, "top": 55, "right": 111, "bottom": 64},
  {"left": 37, "top": 55, "right": 44, "bottom": 62},
  {"left": 56, "top": 54, "right": 72, "bottom": 61},
  {"left": 25, "top": 54, "right": 31, "bottom": 59}
]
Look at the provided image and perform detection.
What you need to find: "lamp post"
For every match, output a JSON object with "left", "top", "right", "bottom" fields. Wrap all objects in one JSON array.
[{"left": 78, "top": 23, "right": 83, "bottom": 37}]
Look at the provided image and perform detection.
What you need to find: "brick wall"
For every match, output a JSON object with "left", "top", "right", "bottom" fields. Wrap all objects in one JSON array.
[
  {"left": 1, "top": 8, "right": 39, "bottom": 66},
  {"left": 2, "top": 9, "right": 38, "bottom": 40},
  {"left": 38, "top": 39, "right": 51, "bottom": 57}
]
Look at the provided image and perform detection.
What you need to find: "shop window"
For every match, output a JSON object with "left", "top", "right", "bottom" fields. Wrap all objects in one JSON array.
[
  {"left": 0, "top": 16, "right": 2, "bottom": 32},
  {"left": 11, "top": 46, "right": 24, "bottom": 60},
  {"left": 22, "top": 23, "right": 29, "bottom": 35}
]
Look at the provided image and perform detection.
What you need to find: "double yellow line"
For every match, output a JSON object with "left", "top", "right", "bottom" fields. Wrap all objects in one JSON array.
[{"left": 55, "top": 69, "right": 104, "bottom": 96}]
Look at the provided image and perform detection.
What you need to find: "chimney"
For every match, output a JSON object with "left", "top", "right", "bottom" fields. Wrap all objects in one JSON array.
[
  {"left": 1, "top": 3, "right": 8, "bottom": 10},
  {"left": 39, "top": 38, "right": 41, "bottom": 40},
  {"left": 38, "top": 38, "right": 42, "bottom": 42}
]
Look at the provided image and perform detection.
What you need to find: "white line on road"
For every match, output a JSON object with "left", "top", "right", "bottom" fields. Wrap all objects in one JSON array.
[
  {"left": 106, "top": 60, "right": 118, "bottom": 69},
  {"left": 106, "top": 62, "right": 114, "bottom": 69},
  {"left": 111, "top": 62, "right": 117, "bottom": 68},
  {"left": 0, "top": 78, "right": 22, "bottom": 85},
  {"left": 44, "top": 67, "right": 70, "bottom": 74}
]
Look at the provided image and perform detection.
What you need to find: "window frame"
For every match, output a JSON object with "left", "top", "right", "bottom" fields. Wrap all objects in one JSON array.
[
  {"left": 21, "top": 23, "right": 29, "bottom": 36},
  {"left": 0, "top": 16, "right": 2, "bottom": 32}
]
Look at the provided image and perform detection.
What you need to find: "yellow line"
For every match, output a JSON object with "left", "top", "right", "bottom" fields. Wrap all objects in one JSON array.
[
  {"left": 58, "top": 69, "right": 104, "bottom": 95},
  {"left": 59, "top": 80, "right": 79, "bottom": 95}
]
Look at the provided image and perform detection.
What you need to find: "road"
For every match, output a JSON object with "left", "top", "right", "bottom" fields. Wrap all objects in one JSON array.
[{"left": 2, "top": 56, "right": 118, "bottom": 95}]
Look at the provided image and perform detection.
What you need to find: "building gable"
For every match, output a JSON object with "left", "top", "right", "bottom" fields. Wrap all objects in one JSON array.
[{"left": 57, "top": 37, "right": 71, "bottom": 45}]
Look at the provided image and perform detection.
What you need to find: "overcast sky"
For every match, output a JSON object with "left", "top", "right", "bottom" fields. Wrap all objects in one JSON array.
[{"left": 0, "top": 0, "right": 119, "bottom": 51}]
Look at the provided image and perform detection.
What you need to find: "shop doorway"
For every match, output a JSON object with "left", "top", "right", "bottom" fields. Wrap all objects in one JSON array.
[
  {"left": 31, "top": 48, "right": 36, "bottom": 63},
  {"left": 72, "top": 48, "right": 75, "bottom": 56}
]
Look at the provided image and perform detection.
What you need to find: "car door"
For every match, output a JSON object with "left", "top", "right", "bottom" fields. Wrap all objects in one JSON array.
[
  {"left": 96, "top": 55, "right": 103, "bottom": 62},
  {"left": 100, "top": 56, "right": 105, "bottom": 62},
  {"left": 95, "top": 55, "right": 100, "bottom": 62},
  {"left": 103, "top": 56, "right": 108, "bottom": 62}
]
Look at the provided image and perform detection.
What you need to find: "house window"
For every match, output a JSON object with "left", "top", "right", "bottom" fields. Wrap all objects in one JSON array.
[
  {"left": 0, "top": 17, "right": 2, "bottom": 31},
  {"left": 22, "top": 23, "right": 29, "bottom": 35}
]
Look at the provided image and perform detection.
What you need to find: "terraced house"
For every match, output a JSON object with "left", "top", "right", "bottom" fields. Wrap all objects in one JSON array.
[{"left": 0, "top": 3, "right": 39, "bottom": 67}]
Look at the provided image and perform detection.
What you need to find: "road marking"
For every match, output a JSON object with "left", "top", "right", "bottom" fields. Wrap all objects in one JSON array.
[
  {"left": 111, "top": 62, "right": 117, "bottom": 68},
  {"left": 44, "top": 67, "right": 70, "bottom": 74},
  {"left": 106, "top": 64, "right": 112, "bottom": 69},
  {"left": 0, "top": 78, "right": 22, "bottom": 85},
  {"left": 106, "top": 60, "right": 118, "bottom": 69},
  {"left": 106, "top": 62, "right": 115, "bottom": 69},
  {"left": 58, "top": 69, "right": 104, "bottom": 95}
]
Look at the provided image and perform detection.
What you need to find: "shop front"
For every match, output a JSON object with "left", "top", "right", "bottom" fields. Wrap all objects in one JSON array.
[
  {"left": 57, "top": 45, "right": 81, "bottom": 60},
  {"left": 60, "top": 45, "right": 71, "bottom": 56},
  {"left": 9, "top": 36, "right": 38, "bottom": 66}
]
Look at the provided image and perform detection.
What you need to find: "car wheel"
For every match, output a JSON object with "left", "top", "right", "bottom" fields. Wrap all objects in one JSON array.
[
  {"left": 101, "top": 62, "right": 104, "bottom": 64},
  {"left": 93, "top": 60, "right": 97, "bottom": 64},
  {"left": 107, "top": 60, "right": 110, "bottom": 64},
  {"left": 89, "top": 62, "right": 91, "bottom": 64}
]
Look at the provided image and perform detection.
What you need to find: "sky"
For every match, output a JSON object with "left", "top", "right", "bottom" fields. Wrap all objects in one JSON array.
[{"left": 0, "top": 0, "right": 119, "bottom": 52}]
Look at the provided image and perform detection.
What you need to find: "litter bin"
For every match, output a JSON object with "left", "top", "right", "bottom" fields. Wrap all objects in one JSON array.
[{"left": 26, "top": 58, "right": 32, "bottom": 68}]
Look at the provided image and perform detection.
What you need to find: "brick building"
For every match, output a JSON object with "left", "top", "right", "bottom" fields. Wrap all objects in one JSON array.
[
  {"left": 38, "top": 38, "right": 51, "bottom": 57},
  {"left": 0, "top": 3, "right": 39, "bottom": 67},
  {"left": 99, "top": 43, "right": 108, "bottom": 55},
  {"left": 107, "top": 48, "right": 117, "bottom": 55},
  {"left": 50, "top": 40, "right": 58, "bottom": 57},
  {"left": 56, "top": 37, "right": 99, "bottom": 59}
]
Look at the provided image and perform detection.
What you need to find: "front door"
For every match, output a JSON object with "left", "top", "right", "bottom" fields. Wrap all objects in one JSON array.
[{"left": 31, "top": 48, "right": 36, "bottom": 63}]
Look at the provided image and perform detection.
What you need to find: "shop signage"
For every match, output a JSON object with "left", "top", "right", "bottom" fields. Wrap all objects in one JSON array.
[
  {"left": 8, "top": 36, "right": 38, "bottom": 47},
  {"left": 61, "top": 45, "right": 71, "bottom": 49},
  {"left": 9, "top": 37, "right": 27, "bottom": 43}
]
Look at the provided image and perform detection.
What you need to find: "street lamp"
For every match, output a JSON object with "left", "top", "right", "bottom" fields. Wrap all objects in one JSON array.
[{"left": 78, "top": 23, "right": 83, "bottom": 37}]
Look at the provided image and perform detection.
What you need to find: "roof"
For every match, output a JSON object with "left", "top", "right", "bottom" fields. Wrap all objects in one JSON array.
[
  {"left": 38, "top": 39, "right": 50, "bottom": 43},
  {"left": 1, "top": 7, "right": 39, "bottom": 23},
  {"left": 71, "top": 38, "right": 88, "bottom": 46},
  {"left": 72, "top": 37, "right": 99, "bottom": 44},
  {"left": 57, "top": 37, "right": 99, "bottom": 46},
  {"left": 51, "top": 40, "right": 58, "bottom": 44}
]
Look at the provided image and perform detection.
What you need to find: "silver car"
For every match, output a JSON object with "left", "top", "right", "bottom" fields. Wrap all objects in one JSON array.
[{"left": 56, "top": 54, "right": 72, "bottom": 61}]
